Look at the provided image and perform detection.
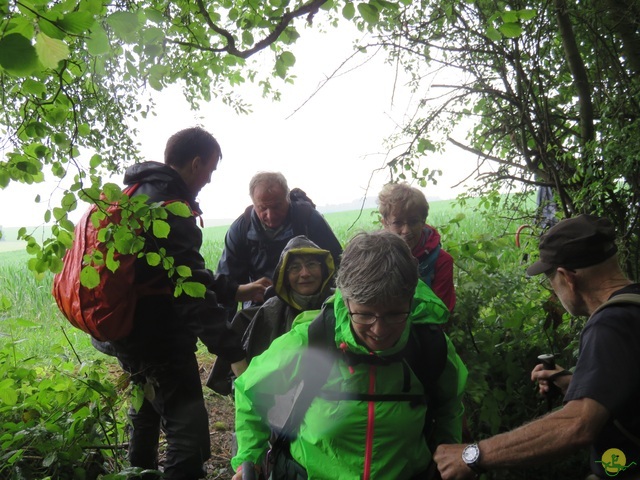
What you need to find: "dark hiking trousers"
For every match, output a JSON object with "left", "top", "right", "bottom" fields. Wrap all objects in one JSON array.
[{"left": 120, "top": 353, "right": 210, "bottom": 480}]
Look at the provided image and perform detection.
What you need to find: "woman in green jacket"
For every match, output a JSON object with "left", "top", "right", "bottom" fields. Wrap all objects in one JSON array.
[{"left": 232, "top": 230, "right": 467, "bottom": 480}]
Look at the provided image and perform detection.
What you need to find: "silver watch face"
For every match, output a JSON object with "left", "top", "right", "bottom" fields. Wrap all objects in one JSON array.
[{"left": 462, "top": 444, "right": 480, "bottom": 464}]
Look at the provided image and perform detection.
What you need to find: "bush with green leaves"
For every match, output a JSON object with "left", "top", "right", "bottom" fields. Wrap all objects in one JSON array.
[
  {"left": 442, "top": 212, "right": 589, "bottom": 479},
  {"left": 0, "top": 337, "right": 126, "bottom": 478}
]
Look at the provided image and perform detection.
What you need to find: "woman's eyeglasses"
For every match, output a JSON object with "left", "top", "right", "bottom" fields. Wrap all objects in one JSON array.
[
  {"left": 346, "top": 301, "right": 410, "bottom": 325},
  {"left": 286, "top": 260, "right": 322, "bottom": 274}
]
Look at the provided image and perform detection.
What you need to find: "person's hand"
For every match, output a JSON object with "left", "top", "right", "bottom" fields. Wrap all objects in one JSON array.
[
  {"left": 235, "top": 277, "right": 273, "bottom": 303},
  {"left": 434, "top": 444, "right": 478, "bottom": 480},
  {"left": 231, "top": 359, "right": 248, "bottom": 377},
  {"left": 231, "top": 461, "right": 260, "bottom": 480},
  {"left": 531, "top": 363, "right": 572, "bottom": 396}
]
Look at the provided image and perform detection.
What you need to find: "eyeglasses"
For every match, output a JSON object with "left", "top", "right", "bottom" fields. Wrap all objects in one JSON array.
[
  {"left": 286, "top": 260, "right": 322, "bottom": 274},
  {"left": 539, "top": 268, "right": 556, "bottom": 288},
  {"left": 346, "top": 301, "right": 410, "bottom": 325},
  {"left": 387, "top": 218, "right": 423, "bottom": 229}
]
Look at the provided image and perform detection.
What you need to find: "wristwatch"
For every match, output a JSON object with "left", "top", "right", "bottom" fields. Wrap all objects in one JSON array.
[{"left": 462, "top": 443, "right": 485, "bottom": 475}]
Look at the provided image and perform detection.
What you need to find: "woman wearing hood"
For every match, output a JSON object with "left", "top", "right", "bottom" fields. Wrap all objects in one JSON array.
[
  {"left": 242, "top": 235, "right": 336, "bottom": 362},
  {"left": 232, "top": 230, "right": 467, "bottom": 480}
]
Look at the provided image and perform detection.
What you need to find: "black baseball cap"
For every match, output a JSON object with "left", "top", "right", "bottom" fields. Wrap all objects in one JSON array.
[{"left": 526, "top": 214, "right": 618, "bottom": 276}]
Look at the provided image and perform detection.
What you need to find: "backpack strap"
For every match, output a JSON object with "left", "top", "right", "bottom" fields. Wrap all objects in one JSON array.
[
  {"left": 284, "top": 309, "right": 336, "bottom": 432},
  {"left": 291, "top": 202, "right": 315, "bottom": 237},
  {"left": 590, "top": 293, "right": 640, "bottom": 317},
  {"left": 418, "top": 244, "right": 442, "bottom": 287}
]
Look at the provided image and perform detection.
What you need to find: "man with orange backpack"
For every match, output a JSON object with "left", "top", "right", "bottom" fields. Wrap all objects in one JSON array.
[{"left": 88, "top": 127, "right": 268, "bottom": 479}]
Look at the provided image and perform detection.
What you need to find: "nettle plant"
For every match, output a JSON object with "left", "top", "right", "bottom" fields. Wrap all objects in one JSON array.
[
  {"left": 441, "top": 212, "right": 589, "bottom": 479},
  {"left": 0, "top": 339, "right": 128, "bottom": 478}
]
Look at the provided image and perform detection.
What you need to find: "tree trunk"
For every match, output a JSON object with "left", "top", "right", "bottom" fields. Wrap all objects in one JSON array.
[{"left": 553, "top": 0, "right": 595, "bottom": 148}]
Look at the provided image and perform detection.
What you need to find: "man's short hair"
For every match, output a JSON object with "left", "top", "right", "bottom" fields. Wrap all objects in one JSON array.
[
  {"left": 249, "top": 172, "right": 290, "bottom": 200},
  {"left": 377, "top": 183, "right": 429, "bottom": 220},
  {"left": 164, "top": 127, "right": 222, "bottom": 168},
  {"left": 526, "top": 214, "right": 618, "bottom": 276}
]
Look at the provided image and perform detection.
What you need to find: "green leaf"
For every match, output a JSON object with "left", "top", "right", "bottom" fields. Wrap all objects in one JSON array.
[
  {"left": 38, "top": 17, "right": 66, "bottom": 40},
  {"left": 417, "top": 138, "right": 436, "bottom": 153},
  {"left": 176, "top": 265, "right": 192, "bottom": 277},
  {"left": 61, "top": 192, "right": 77, "bottom": 209},
  {"left": 89, "top": 154, "right": 103, "bottom": 168},
  {"left": 501, "top": 11, "right": 518, "bottom": 23},
  {"left": 0, "top": 380, "right": 18, "bottom": 405},
  {"left": 35, "top": 32, "right": 70, "bottom": 69},
  {"left": 499, "top": 22, "right": 522, "bottom": 38},
  {"left": 107, "top": 11, "right": 140, "bottom": 39},
  {"left": 57, "top": 230, "right": 73, "bottom": 248},
  {"left": 80, "top": 266, "right": 100, "bottom": 288},
  {"left": 165, "top": 201, "right": 191, "bottom": 217},
  {"left": 342, "top": 2, "right": 355, "bottom": 20},
  {"left": 142, "top": 26, "right": 165, "bottom": 44},
  {"left": 181, "top": 281, "right": 206, "bottom": 298},
  {"left": 145, "top": 252, "right": 161, "bottom": 266},
  {"left": 486, "top": 27, "right": 502, "bottom": 42},
  {"left": 130, "top": 384, "right": 145, "bottom": 412},
  {"left": 22, "top": 79, "right": 46, "bottom": 96},
  {"left": 275, "top": 51, "right": 296, "bottom": 79},
  {"left": 357, "top": 3, "right": 379, "bottom": 24},
  {"left": 53, "top": 207, "right": 67, "bottom": 221},
  {"left": 517, "top": 9, "right": 536, "bottom": 21},
  {"left": 242, "top": 30, "right": 254, "bottom": 46},
  {"left": 148, "top": 64, "right": 168, "bottom": 91},
  {"left": 106, "top": 247, "right": 120, "bottom": 273},
  {"left": 0, "top": 33, "right": 39, "bottom": 76},
  {"left": 49, "top": 255, "right": 63, "bottom": 273},
  {"left": 279, "top": 51, "right": 295, "bottom": 67},
  {"left": 152, "top": 219, "right": 170, "bottom": 238},
  {"left": 102, "top": 183, "right": 122, "bottom": 201},
  {"left": 145, "top": 7, "right": 166, "bottom": 24},
  {"left": 86, "top": 25, "right": 110, "bottom": 56},
  {"left": 58, "top": 11, "right": 95, "bottom": 34}
]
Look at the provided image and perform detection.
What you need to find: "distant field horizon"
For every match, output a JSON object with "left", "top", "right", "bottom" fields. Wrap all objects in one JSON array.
[{"left": 0, "top": 196, "right": 466, "bottom": 254}]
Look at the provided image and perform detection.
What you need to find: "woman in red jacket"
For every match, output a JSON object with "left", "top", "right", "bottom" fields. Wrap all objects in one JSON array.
[{"left": 378, "top": 182, "right": 456, "bottom": 312}]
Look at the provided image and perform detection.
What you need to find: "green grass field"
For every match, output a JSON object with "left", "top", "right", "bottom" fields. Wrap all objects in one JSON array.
[{"left": 0, "top": 197, "right": 521, "bottom": 361}]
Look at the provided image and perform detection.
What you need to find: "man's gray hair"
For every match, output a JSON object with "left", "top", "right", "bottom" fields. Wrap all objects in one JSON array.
[
  {"left": 337, "top": 230, "right": 419, "bottom": 305},
  {"left": 249, "top": 172, "right": 290, "bottom": 200}
]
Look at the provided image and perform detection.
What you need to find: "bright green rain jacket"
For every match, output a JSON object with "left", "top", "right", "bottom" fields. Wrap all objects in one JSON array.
[{"left": 233, "top": 282, "right": 467, "bottom": 479}]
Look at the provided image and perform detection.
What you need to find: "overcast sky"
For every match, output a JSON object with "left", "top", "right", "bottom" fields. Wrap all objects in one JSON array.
[{"left": 0, "top": 23, "right": 479, "bottom": 229}]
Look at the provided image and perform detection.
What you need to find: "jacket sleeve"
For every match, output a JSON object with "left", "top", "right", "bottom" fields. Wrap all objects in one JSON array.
[
  {"left": 431, "top": 249, "right": 456, "bottom": 312},
  {"left": 159, "top": 211, "right": 245, "bottom": 362},
  {"left": 430, "top": 334, "right": 467, "bottom": 446},
  {"left": 305, "top": 209, "right": 343, "bottom": 271},
  {"left": 232, "top": 326, "right": 308, "bottom": 469},
  {"left": 242, "top": 305, "right": 267, "bottom": 362},
  {"left": 217, "top": 213, "right": 251, "bottom": 286}
]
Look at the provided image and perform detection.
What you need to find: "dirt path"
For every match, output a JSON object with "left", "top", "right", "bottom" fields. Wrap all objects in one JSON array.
[{"left": 201, "top": 361, "right": 237, "bottom": 480}]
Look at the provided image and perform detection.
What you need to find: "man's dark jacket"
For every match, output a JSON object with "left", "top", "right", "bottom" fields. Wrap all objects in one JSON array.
[
  {"left": 216, "top": 202, "right": 342, "bottom": 289},
  {"left": 94, "top": 161, "right": 244, "bottom": 363}
]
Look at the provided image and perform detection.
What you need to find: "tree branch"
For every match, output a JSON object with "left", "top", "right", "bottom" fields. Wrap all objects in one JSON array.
[{"left": 194, "top": 0, "right": 330, "bottom": 59}]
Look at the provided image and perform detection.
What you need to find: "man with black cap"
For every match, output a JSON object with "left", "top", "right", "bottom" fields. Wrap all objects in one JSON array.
[{"left": 434, "top": 214, "right": 640, "bottom": 479}]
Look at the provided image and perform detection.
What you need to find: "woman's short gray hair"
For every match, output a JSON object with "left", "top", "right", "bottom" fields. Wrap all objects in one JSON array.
[{"left": 336, "top": 230, "right": 418, "bottom": 305}]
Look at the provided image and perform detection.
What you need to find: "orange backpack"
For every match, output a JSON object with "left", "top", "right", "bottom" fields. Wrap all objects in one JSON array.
[{"left": 53, "top": 184, "right": 149, "bottom": 341}]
